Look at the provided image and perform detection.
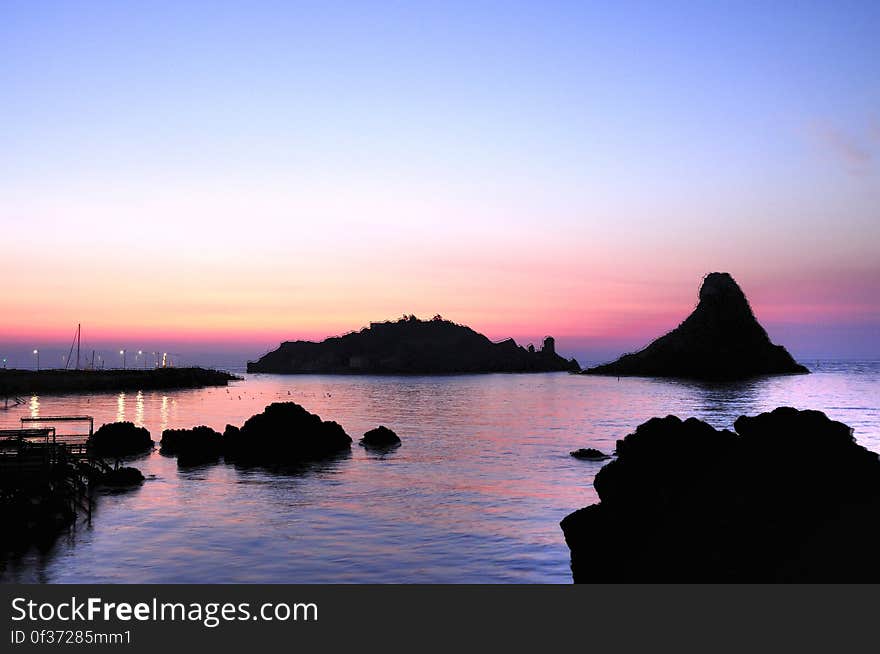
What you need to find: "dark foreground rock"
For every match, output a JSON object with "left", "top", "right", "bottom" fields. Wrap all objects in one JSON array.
[
  {"left": 89, "top": 422, "right": 153, "bottom": 457},
  {"left": 161, "top": 426, "right": 224, "bottom": 466},
  {"left": 248, "top": 315, "right": 580, "bottom": 374},
  {"left": 360, "top": 426, "right": 401, "bottom": 449},
  {"left": 582, "top": 272, "right": 808, "bottom": 380},
  {"left": 570, "top": 448, "right": 610, "bottom": 460},
  {"left": 223, "top": 402, "right": 352, "bottom": 464},
  {"left": 560, "top": 407, "right": 880, "bottom": 582}
]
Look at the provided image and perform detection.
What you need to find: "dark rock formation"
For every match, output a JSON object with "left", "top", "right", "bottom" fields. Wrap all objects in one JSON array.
[
  {"left": 0, "top": 465, "right": 77, "bottom": 552},
  {"left": 223, "top": 424, "right": 241, "bottom": 441},
  {"left": 0, "top": 367, "right": 240, "bottom": 395},
  {"left": 360, "top": 426, "right": 401, "bottom": 449},
  {"left": 582, "top": 272, "right": 808, "bottom": 380},
  {"left": 223, "top": 402, "right": 352, "bottom": 464},
  {"left": 89, "top": 422, "right": 153, "bottom": 457},
  {"left": 161, "top": 426, "right": 224, "bottom": 466},
  {"left": 247, "top": 315, "right": 580, "bottom": 374},
  {"left": 560, "top": 407, "right": 880, "bottom": 582},
  {"left": 99, "top": 466, "right": 145, "bottom": 487},
  {"left": 570, "top": 447, "right": 610, "bottom": 460}
]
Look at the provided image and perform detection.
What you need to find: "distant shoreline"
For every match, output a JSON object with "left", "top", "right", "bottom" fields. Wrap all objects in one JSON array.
[
  {"left": 247, "top": 369, "right": 580, "bottom": 377},
  {"left": 0, "top": 367, "right": 241, "bottom": 396}
]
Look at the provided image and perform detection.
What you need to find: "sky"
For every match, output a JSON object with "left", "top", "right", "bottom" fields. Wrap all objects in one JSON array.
[{"left": 1, "top": 0, "right": 878, "bottom": 368}]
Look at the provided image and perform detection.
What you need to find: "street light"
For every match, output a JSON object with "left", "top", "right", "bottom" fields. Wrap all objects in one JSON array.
[
  {"left": 33, "top": 349, "right": 39, "bottom": 371},
  {"left": 120, "top": 349, "right": 126, "bottom": 370},
  {"left": 138, "top": 350, "right": 145, "bottom": 369}
]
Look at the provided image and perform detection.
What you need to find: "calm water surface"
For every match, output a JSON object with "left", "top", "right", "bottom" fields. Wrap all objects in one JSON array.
[{"left": 2, "top": 361, "right": 879, "bottom": 583}]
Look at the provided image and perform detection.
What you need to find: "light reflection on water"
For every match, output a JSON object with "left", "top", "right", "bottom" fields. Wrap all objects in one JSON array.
[{"left": 2, "top": 362, "right": 879, "bottom": 583}]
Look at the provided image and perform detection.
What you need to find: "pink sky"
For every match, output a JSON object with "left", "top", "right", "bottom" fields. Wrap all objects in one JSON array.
[
  {"left": 2, "top": 244, "right": 877, "bottom": 365},
  {"left": 3, "top": 3, "right": 879, "bottom": 364}
]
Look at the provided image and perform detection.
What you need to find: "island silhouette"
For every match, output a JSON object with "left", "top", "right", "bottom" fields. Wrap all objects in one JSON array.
[
  {"left": 247, "top": 315, "right": 580, "bottom": 374},
  {"left": 582, "top": 272, "right": 808, "bottom": 380}
]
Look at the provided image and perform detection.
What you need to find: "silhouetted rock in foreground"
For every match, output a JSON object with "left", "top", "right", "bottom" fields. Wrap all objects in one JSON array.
[
  {"left": 570, "top": 448, "right": 609, "bottom": 460},
  {"left": 582, "top": 272, "right": 808, "bottom": 380},
  {"left": 223, "top": 402, "right": 352, "bottom": 464},
  {"left": 89, "top": 422, "right": 153, "bottom": 457},
  {"left": 360, "top": 426, "right": 401, "bottom": 449},
  {"left": 161, "top": 426, "right": 224, "bottom": 466},
  {"left": 560, "top": 407, "right": 880, "bottom": 582},
  {"left": 247, "top": 315, "right": 580, "bottom": 374}
]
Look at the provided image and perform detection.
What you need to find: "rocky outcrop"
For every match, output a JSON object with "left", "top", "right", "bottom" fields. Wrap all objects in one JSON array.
[
  {"left": 247, "top": 315, "right": 580, "bottom": 374},
  {"left": 222, "top": 402, "right": 352, "bottom": 464},
  {"left": 161, "top": 426, "right": 224, "bottom": 466},
  {"left": 89, "top": 422, "right": 153, "bottom": 457},
  {"left": 360, "top": 426, "right": 401, "bottom": 449},
  {"left": 560, "top": 407, "right": 880, "bottom": 582},
  {"left": 582, "top": 273, "right": 808, "bottom": 380}
]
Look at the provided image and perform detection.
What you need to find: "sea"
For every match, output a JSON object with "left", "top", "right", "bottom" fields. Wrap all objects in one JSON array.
[{"left": 2, "top": 360, "right": 879, "bottom": 583}]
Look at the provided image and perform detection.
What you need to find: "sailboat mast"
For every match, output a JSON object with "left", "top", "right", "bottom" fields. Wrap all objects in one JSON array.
[{"left": 76, "top": 323, "right": 81, "bottom": 370}]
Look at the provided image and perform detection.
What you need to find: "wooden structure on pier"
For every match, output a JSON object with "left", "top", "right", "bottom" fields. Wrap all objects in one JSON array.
[{"left": 0, "top": 416, "right": 111, "bottom": 527}]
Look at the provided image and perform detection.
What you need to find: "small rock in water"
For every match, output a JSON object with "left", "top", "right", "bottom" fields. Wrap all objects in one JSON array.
[
  {"left": 223, "top": 402, "right": 352, "bottom": 464},
  {"left": 570, "top": 448, "right": 610, "bottom": 460},
  {"left": 160, "top": 426, "right": 224, "bottom": 466},
  {"left": 89, "top": 422, "right": 153, "bottom": 457},
  {"left": 360, "top": 426, "right": 401, "bottom": 449},
  {"left": 100, "top": 466, "right": 144, "bottom": 487}
]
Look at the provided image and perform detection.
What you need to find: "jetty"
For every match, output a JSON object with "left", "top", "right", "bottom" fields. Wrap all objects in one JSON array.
[
  {"left": 0, "top": 367, "right": 240, "bottom": 396},
  {"left": 0, "top": 415, "right": 123, "bottom": 551}
]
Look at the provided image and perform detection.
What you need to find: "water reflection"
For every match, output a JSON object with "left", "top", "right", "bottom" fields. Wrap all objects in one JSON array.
[
  {"left": 29, "top": 394, "right": 39, "bottom": 418},
  {"left": 135, "top": 391, "right": 144, "bottom": 427},
  {"left": 673, "top": 376, "right": 765, "bottom": 422},
  {"left": 228, "top": 449, "right": 353, "bottom": 478},
  {"left": 116, "top": 392, "right": 126, "bottom": 423},
  {"left": 160, "top": 395, "right": 169, "bottom": 434}
]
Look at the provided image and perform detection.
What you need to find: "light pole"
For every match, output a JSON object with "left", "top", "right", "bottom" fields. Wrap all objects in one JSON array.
[
  {"left": 138, "top": 350, "right": 145, "bottom": 369},
  {"left": 33, "top": 349, "right": 39, "bottom": 371},
  {"left": 120, "top": 349, "right": 126, "bottom": 370}
]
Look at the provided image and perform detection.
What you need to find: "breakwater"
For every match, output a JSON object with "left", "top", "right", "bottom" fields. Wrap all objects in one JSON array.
[{"left": 0, "top": 368, "right": 240, "bottom": 396}]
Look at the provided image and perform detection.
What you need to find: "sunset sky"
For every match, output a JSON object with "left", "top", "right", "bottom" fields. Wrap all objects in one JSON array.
[{"left": 2, "top": 1, "right": 878, "bottom": 367}]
